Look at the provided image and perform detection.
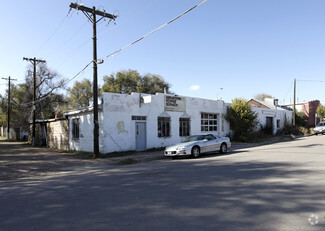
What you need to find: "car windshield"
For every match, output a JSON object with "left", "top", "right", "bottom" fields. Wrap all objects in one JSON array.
[
  {"left": 316, "top": 122, "right": 325, "bottom": 127},
  {"left": 183, "top": 135, "right": 205, "bottom": 142}
]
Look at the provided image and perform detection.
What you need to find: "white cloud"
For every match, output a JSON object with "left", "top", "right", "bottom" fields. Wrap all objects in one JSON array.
[{"left": 190, "top": 85, "right": 200, "bottom": 91}]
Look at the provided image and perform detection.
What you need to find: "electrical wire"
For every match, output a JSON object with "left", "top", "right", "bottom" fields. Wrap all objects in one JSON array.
[
  {"left": 297, "top": 79, "right": 325, "bottom": 82},
  {"left": 32, "top": 10, "right": 71, "bottom": 56},
  {"left": 14, "top": 0, "right": 208, "bottom": 108},
  {"left": 283, "top": 81, "right": 293, "bottom": 102},
  {"left": 103, "top": 0, "right": 207, "bottom": 60},
  {"left": 45, "top": 21, "right": 88, "bottom": 58},
  {"left": 96, "top": 0, "right": 162, "bottom": 37}
]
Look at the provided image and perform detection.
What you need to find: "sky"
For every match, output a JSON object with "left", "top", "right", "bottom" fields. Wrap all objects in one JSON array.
[{"left": 1, "top": 0, "right": 325, "bottom": 105}]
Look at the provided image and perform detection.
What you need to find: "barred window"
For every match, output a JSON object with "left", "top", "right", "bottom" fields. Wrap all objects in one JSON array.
[
  {"left": 72, "top": 118, "right": 79, "bottom": 139},
  {"left": 158, "top": 117, "right": 170, "bottom": 137},
  {"left": 201, "top": 113, "right": 218, "bottom": 132},
  {"left": 179, "top": 118, "right": 190, "bottom": 137}
]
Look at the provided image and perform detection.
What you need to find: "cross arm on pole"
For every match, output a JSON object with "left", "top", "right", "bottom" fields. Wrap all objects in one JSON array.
[{"left": 69, "top": 3, "right": 117, "bottom": 20}]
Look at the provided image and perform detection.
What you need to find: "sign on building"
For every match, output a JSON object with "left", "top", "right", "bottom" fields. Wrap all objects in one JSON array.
[{"left": 165, "top": 95, "right": 186, "bottom": 112}]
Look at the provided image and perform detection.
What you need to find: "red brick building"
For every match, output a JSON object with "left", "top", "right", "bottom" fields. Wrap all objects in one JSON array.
[{"left": 301, "top": 100, "right": 320, "bottom": 127}]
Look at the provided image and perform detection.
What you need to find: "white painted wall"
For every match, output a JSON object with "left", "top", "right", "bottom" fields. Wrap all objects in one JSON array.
[
  {"left": 67, "top": 92, "right": 230, "bottom": 154},
  {"left": 101, "top": 93, "right": 230, "bottom": 153},
  {"left": 252, "top": 107, "right": 293, "bottom": 134}
]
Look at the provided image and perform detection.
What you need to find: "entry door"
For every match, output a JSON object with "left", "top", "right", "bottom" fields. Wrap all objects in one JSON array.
[{"left": 136, "top": 122, "right": 147, "bottom": 151}]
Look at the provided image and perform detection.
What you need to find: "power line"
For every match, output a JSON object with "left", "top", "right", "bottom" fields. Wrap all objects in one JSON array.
[
  {"left": 13, "top": 0, "right": 208, "bottom": 110},
  {"left": 102, "top": 0, "right": 208, "bottom": 61},
  {"left": 283, "top": 81, "right": 293, "bottom": 102},
  {"left": 45, "top": 21, "right": 88, "bottom": 58},
  {"left": 32, "top": 10, "right": 72, "bottom": 56},
  {"left": 297, "top": 79, "right": 325, "bottom": 82}
]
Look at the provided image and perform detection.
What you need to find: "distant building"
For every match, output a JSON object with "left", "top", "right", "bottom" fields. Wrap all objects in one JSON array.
[
  {"left": 249, "top": 98, "right": 293, "bottom": 135},
  {"left": 285, "top": 100, "right": 320, "bottom": 127}
]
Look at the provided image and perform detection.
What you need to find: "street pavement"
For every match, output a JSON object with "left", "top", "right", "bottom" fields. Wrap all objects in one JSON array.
[{"left": 0, "top": 135, "right": 324, "bottom": 230}]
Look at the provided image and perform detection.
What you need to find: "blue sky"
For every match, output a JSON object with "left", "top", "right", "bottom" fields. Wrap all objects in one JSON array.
[{"left": 1, "top": 0, "right": 325, "bottom": 104}]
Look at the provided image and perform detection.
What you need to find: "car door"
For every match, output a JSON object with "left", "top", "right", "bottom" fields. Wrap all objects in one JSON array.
[{"left": 202, "top": 134, "right": 218, "bottom": 153}]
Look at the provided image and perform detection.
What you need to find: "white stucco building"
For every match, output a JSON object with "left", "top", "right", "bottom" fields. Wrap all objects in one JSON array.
[
  {"left": 249, "top": 98, "right": 293, "bottom": 134},
  {"left": 64, "top": 92, "right": 230, "bottom": 154}
]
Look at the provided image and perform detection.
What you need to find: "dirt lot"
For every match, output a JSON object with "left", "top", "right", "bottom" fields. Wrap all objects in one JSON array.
[
  {"left": 0, "top": 139, "right": 94, "bottom": 181},
  {"left": 0, "top": 138, "right": 164, "bottom": 181}
]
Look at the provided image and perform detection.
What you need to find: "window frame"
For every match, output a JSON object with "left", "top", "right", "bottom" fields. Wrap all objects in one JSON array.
[
  {"left": 72, "top": 118, "right": 80, "bottom": 139},
  {"left": 158, "top": 117, "right": 170, "bottom": 138},
  {"left": 201, "top": 113, "right": 218, "bottom": 132},
  {"left": 179, "top": 118, "right": 190, "bottom": 137}
]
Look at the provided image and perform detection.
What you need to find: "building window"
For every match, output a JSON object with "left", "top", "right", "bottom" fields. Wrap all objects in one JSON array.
[
  {"left": 158, "top": 117, "right": 170, "bottom": 137},
  {"left": 72, "top": 118, "right": 79, "bottom": 139},
  {"left": 277, "top": 119, "right": 280, "bottom": 128},
  {"left": 201, "top": 113, "right": 218, "bottom": 132},
  {"left": 132, "top": 116, "right": 146, "bottom": 121},
  {"left": 179, "top": 118, "right": 190, "bottom": 137}
]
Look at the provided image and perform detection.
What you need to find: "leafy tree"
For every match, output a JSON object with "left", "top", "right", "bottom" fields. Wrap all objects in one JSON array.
[
  {"left": 254, "top": 93, "right": 273, "bottom": 101},
  {"left": 140, "top": 73, "right": 171, "bottom": 94},
  {"left": 0, "top": 84, "right": 29, "bottom": 124},
  {"left": 0, "top": 94, "right": 6, "bottom": 125},
  {"left": 295, "top": 111, "right": 308, "bottom": 127},
  {"left": 24, "top": 63, "right": 67, "bottom": 120},
  {"left": 0, "top": 64, "right": 67, "bottom": 125},
  {"left": 316, "top": 104, "right": 325, "bottom": 120},
  {"left": 68, "top": 79, "right": 93, "bottom": 109},
  {"left": 224, "top": 98, "right": 259, "bottom": 141},
  {"left": 102, "top": 69, "right": 171, "bottom": 94}
]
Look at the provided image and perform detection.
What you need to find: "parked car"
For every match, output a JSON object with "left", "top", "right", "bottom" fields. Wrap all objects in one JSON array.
[
  {"left": 164, "top": 134, "right": 231, "bottom": 158},
  {"left": 314, "top": 121, "right": 325, "bottom": 135}
]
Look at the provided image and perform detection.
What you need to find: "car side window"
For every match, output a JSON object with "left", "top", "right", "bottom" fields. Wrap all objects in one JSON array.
[{"left": 205, "top": 134, "right": 216, "bottom": 140}]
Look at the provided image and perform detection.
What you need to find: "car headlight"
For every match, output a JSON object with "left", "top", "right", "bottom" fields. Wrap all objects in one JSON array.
[{"left": 176, "top": 146, "right": 186, "bottom": 150}]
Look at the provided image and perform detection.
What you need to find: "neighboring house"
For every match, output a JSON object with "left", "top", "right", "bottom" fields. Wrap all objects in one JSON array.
[
  {"left": 249, "top": 98, "right": 293, "bottom": 135},
  {"left": 64, "top": 92, "right": 230, "bottom": 154},
  {"left": 285, "top": 100, "right": 320, "bottom": 127}
]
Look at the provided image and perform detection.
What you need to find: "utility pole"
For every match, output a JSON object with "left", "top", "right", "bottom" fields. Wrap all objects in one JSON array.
[
  {"left": 23, "top": 57, "right": 46, "bottom": 146},
  {"left": 69, "top": 3, "right": 117, "bottom": 158},
  {"left": 2, "top": 76, "right": 17, "bottom": 139},
  {"left": 293, "top": 78, "right": 296, "bottom": 126}
]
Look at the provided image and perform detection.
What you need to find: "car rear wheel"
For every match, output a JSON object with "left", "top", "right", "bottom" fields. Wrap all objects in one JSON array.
[
  {"left": 220, "top": 143, "right": 227, "bottom": 154},
  {"left": 191, "top": 146, "right": 200, "bottom": 158}
]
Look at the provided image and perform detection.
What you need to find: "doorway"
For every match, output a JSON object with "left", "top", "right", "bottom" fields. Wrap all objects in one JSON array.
[{"left": 135, "top": 122, "right": 147, "bottom": 151}]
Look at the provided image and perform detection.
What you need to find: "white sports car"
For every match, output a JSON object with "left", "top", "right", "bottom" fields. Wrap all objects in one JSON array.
[{"left": 164, "top": 134, "right": 231, "bottom": 158}]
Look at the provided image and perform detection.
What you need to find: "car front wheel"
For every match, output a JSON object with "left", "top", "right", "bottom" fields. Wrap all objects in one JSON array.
[
  {"left": 220, "top": 143, "right": 227, "bottom": 154},
  {"left": 191, "top": 146, "right": 200, "bottom": 158}
]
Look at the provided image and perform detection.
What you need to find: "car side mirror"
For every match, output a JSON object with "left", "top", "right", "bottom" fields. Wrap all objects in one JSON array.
[{"left": 203, "top": 139, "right": 208, "bottom": 142}]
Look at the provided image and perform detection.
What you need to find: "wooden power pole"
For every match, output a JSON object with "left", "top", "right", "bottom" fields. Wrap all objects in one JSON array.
[
  {"left": 2, "top": 76, "right": 17, "bottom": 139},
  {"left": 23, "top": 57, "right": 46, "bottom": 146},
  {"left": 293, "top": 78, "right": 296, "bottom": 126},
  {"left": 69, "top": 3, "right": 117, "bottom": 158}
]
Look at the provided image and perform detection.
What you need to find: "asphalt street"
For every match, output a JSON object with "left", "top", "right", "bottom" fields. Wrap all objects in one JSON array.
[{"left": 0, "top": 135, "right": 324, "bottom": 230}]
